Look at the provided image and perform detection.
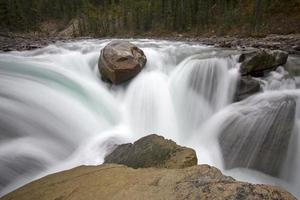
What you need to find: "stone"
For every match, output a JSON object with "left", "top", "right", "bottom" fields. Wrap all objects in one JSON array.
[
  {"left": 2, "top": 164, "right": 296, "bottom": 200},
  {"left": 234, "top": 76, "right": 261, "bottom": 101},
  {"left": 104, "top": 134, "right": 197, "bottom": 169},
  {"left": 98, "top": 40, "right": 147, "bottom": 84},
  {"left": 239, "top": 49, "right": 289, "bottom": 77}
]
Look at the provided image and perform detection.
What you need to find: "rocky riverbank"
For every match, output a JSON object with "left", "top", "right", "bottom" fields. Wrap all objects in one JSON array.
[
  {"left": 0, "top": 33, "right": 88, "bottom": 52},
  {"left": 173, "top": 34, "right": 300, "bottom": 55},
  {"left": 0, "top": 33, "right": 58, "bottom": 52},
  {"left": 1, "top": 33, "right": 300, "bottom": 54},
  {"left": 1, "top": 135, "right": 296, "bottom": 200}
]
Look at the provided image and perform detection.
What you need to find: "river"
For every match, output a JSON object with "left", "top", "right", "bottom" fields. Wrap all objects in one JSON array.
[{"left": 0, "top": 39, "right": 299, "bottom": 198}]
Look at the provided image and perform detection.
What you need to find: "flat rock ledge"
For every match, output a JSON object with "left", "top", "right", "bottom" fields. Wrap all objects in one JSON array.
[{"left": 1, "top": 164, "right": 296, "bottom": 200}]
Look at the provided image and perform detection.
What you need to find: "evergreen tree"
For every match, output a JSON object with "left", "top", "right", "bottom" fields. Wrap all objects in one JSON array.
[{"left": 0, "top": 0, "right": 299, "bottom": 36}]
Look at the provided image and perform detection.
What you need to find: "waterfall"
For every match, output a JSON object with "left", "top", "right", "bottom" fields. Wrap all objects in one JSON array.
[
  {"left": 0, "top": 39, "right": 299, "bottom": 198},
  {"left": 124, "top": 71, "right": 178, "bottom": 140},
  {"left": 219, "top": 92, "right": 296, "bottom": 176},
  {"left": 170, "top": 56, "right": 239, "bottom": 133}
]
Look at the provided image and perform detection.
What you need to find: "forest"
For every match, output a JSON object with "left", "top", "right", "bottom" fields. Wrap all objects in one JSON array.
[{"left": 0, "top": 0, "right": 300, "bottom": 37}]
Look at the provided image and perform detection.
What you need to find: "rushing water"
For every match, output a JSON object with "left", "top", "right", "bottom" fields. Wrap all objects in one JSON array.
[{"left": 0, "top": 39, "right": 299, "bottom": 197}]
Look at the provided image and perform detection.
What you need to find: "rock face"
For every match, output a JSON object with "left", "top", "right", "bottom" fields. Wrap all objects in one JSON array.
[
  {"left": 219, "top": 95, "right": 296, "bottom": 177},
  {"left": 104, "top": 134, "right": 197, "bottom": 169},
  {"left": 2, "top": 164, "right": 296, "bottom": 200},
  {"left": 98, "top": 40, "right": 147, "bottom": 84},
  {"left": 235, "top": 49, "right": 290, "bottom": 101},
  {"left": 234, "top": 76, "right": 261, "bottom": 101},
  {"left": 2, "top": 134, "right": 296, "bottom": 200},
  {"left": 239, "top": 49, "right": 288, "bottom": 77}
]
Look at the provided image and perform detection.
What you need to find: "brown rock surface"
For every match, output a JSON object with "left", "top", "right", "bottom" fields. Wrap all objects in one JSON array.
[
  {"left": 1, "top": 164, "right": 296, "bottom": 200},
  {"left": 98, "top": 40, "right": 147, "bottom": 84}
]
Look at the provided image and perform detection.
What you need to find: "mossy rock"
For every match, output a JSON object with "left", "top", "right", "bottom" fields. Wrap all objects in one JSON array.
[
  {"left": 239, "top": 49, "right": 288, "bottom": 77},
  {"left": 104, "top": 134, "right": 197, "bottom": 169}
]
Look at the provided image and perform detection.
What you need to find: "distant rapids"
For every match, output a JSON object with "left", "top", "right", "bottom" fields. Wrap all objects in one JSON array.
[{"left": 0, "top": 39, "right": 299, "bottom": 198}]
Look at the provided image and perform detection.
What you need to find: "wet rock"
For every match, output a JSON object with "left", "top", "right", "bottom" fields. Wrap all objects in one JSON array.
[
  {"left": 218, "top": 41, "right": 232, "bottom": 48},
  {"left": 293, "top": 44, "right": 300, "bottom": 51},
  {"left": 2, "top": 164, "right": 296, "bottom": 200},
  {"left": 104, "top": 134, "right": 197, "bottom": 169},
  {"left": 285, "top": 56, "right": 300, "bottom": 76},
  {"left": 98, "top": 40, "right": 147, "bottom": 84},
  {"left": 234, "top": 76, "right": 261, "bottom": 101},
  {"left": 239, "top": 49, "right": 289, "bottom": 77},
  {"left": 219, "top": 95, "right": 296, "bottom": 176}
]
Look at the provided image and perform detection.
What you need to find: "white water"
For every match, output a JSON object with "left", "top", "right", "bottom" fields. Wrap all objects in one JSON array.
[{"left": 0, "top": 39, "right": 299, "bottom": 197}]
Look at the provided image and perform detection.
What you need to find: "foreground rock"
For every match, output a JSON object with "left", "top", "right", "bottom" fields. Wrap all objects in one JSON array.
[
  {"left": 2, "top": 164, "right": 296, "bottom": 200},
  {"left": 2, "top": 134, "right": 296, "bottom": 199},
  {"left": 104, "top": 134, "right": 197, "bottom": 169},
  {"left": 98, "top": 40, "right": 147, "bottom": 84},
  {"left": 234, "top": 76, "right": 261, "bottom": 101},
  {"left": 239, "top": 49, "right": 288, "bottom": 77},
  {"left": 219, "top": 95, "right": 296, "bottom": 176}
]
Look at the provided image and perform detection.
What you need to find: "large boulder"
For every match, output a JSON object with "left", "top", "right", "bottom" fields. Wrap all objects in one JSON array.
[
  {"left": 104, "top": 134, "right": 197, "bottom": 169},
  {"left": 2, "top": 164, "right": 296, "bottom": 200},
  {"left": 234, "top": 76, "right": 261, "bottom": 101},
  {"left": 239, "top": 49, "right": 288, "bottom": 77},
  {"left": 219, "top": 95, "right": 296, "bottom": 176},
  {"left": 98, "top": 41, "right": 147, "bottom": 84}
]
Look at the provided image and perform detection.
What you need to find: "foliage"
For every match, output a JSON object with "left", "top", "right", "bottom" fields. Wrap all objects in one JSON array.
[{"left": 0, "top": 0, "right": 299, "bottom": 36}]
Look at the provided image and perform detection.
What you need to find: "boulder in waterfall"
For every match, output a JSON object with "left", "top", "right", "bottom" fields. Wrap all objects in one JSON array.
[
  {"left": 219, "top": 95, "right": 296, "bottom": 177},
  {"left": 234, "top": 76, "right": 261, "bottom": 101},
  {"left": 98, "top": 40, "right": 147, "bottom": 84},
  {"left": 2, "top": 164, "right": 296, "bottom": 200},
  {"left": 104, "top": 134, "right": 197, "bottom": 169},
  {"left": 239, "top": 49, "right": 288, "bottom": 77}
]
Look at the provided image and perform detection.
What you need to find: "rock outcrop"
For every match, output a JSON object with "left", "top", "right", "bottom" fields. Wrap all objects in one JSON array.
[
  {"left": 98, "top": 40, "right": 147, "bottom": 84},
  {"left": 104, "top": 134, "right": 197, "bottom": 169},
  {"left": 234, "top": 49, "right": 289, "bottom": 101},
  {"left": 234, "top": 76, "right": 261, "bottom": 101},
  {"left": 239, "top": 49, "right": 288, "bottom": 77},
  {"left": 2, "top": 164, "right": 296, "bottom": 200},
  {"left": 219, "top": 95, "right": 296, "bottom": 177},
  {"left": 2, "top": 134, "right": 296, "bottom": 200}
]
